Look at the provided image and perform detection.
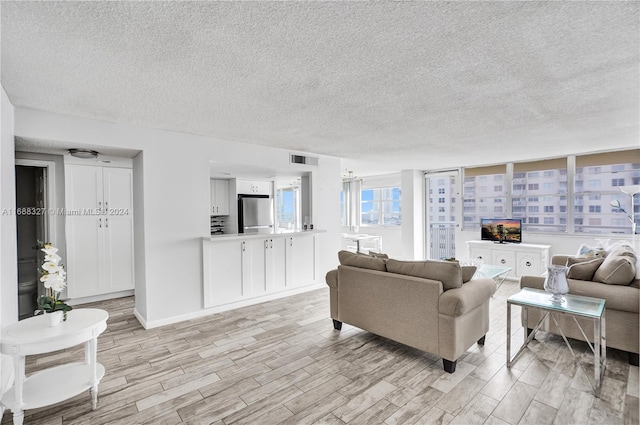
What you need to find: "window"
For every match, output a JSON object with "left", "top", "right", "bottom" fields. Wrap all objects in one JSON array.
[
  {"left": 575, "top": 151, "right": 640, "bottom": 234},
  {"left": 512, "top": 158, "right": 568, "bottom": 232},
  {"left": 438, "top": 188, "right": 445, "bottom": 194},
  {"left": 463, "top": 165, "right": 507, "bottom": 229},
  {"left": 277, "top": 183, "right": 300, "bottom": 230},
  {"left": 361, "top": 187, "right": 401, "bottom": 226},
  {"left": 438, "top": 197, "right": 445, "bottom": 203}
]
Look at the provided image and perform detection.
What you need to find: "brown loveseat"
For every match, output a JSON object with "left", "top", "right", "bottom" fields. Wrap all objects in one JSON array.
[
  {"left": 520, "top": 250, "right": 639, "bottom": 365},
  {"left": 325, "top": 251, "right": 496, "bottom": 373}
]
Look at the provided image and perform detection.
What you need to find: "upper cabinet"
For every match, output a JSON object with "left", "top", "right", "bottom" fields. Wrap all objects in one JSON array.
[
  {"left": 210, "top": 179, "right": 230, "bottom": 216},
  {"left": 236, "top": 180, "right": 272, "bottom": 196}
]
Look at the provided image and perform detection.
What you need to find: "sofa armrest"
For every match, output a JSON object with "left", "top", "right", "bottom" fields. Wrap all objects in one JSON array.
[
  {"left": 325, "top": 269, "right": 338, "bottom": 289},
  {"left": 552, "top": 255, "right": 571, "bottom": 266},
  {"left": 439, "top": 277, "right": 495, "bottom": 317},
  {"left": 520, "top": 275, "right": 545, "bottom": 290}
]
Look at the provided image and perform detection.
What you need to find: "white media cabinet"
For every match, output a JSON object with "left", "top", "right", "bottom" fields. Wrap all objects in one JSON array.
[{"left": 467, "top": 241, "right": 550, "bottom": 279}]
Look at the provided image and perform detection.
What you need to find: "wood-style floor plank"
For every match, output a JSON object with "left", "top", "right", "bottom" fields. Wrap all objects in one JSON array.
[{"left": 2, "top": 280, "right": 638, "bottom": 424}]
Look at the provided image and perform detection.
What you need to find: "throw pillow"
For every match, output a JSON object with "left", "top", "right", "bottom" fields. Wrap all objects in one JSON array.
[
  {"left": 368, "top": 251, "right": 390, "bottom": 259},
  {"left": 576, "top": 244, "right": 607, "bottom": 258},
  {"left": 566, "top": 256, "right": 596, "bottom": 266},
  {"left": 593, "top": 254, "right": 637, "bottom": 285},
  {"left": 567, "top": 258, "right": 604, "bottom": 281},
  {"left": 338, "top": 250, "right": 387, "bottom": 271},
  {"left": 386, "top": 259, "right": 463, "bottom": 290},
  {"left": 461, "top": 266, "right": 477, "bottom": 283}
]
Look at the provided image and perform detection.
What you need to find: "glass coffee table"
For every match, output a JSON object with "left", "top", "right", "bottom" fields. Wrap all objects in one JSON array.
[
  {"left": 473, "top": 264, "right": 512, "bottom": 293},
  {"left": 506, "top": 288, "right": 606, "bottom": 396}
]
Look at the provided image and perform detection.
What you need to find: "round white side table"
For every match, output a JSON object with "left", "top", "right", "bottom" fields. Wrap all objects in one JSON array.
[{"left": 0, "top": 308, "right": 109, "bottom": 425}]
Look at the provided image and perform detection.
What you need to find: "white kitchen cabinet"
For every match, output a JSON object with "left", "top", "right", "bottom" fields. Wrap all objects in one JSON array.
[
  {"left": 467, "top": 241, "right": 550, "bottom": 279},
  {"left": 203, "top": 232, "right": 320, "bottom": 309},
  {"left": 210, "top": 179, "right": 230, "bottom": 216},
  {"left": 286, "top": 234, "right": 318, "bottom": 287},
  {"left": 203, "top": 239, "right": 244, "bottom": 307},
  {"left": 236, "top": 180, "right": 272, "bottom": 196},
  {"left": 65, "top": 165, "right": 134, "bottom": 298}
]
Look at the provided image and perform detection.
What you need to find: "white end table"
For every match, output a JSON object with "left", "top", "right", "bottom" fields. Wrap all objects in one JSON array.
[{"left": 0, "top": 308, "right": 109, "bottom": 425}]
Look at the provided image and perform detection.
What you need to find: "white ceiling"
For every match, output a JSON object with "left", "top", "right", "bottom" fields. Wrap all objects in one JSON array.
[{"left": 2, "top": 1, "right": 638, "bottom": 175}]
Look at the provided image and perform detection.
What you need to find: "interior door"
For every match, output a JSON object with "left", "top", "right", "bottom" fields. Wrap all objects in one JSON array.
[{"left": 425, "top": 171, "right": 460, "bottom": 260}]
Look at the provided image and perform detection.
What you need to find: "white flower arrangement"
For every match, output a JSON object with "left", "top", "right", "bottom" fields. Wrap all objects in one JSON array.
[{"left": 36, "top": 243, "right": 72, "bottom": 320}]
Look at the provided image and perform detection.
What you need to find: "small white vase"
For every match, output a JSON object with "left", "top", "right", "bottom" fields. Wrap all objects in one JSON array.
[
  {"left": 46, "top": 310, "right": 64, "bottom": 327},
  {"left": 544, "top": 265, "right": 569, "bottom": 303}
]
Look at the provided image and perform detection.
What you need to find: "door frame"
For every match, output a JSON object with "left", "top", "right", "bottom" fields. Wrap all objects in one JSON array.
[{"left": 15, "top": 159, "right": 57, "bottom": 246}]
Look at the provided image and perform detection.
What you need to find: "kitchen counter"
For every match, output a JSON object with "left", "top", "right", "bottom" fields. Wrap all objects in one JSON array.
[{"left": 205, "top": 229, "right": 326, "bottom": 241}]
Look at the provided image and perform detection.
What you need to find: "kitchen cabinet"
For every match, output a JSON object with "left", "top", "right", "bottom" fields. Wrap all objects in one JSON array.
[
  {"left": 203, "top": 239, "right": 244, "bottom": 306},
  {"left": 467, "top": 241, "right": 550, "bottom": 279},
  {"left": 286, "top": 233, "right": 317, "bottom": 287},
  {"left": 210, "top": 179, "right": 230, "bottom": 216},
  {"left": 65, "top": 165, "right": 134, "bottom": 298},
  {"left": 203, "top": 232, "right": 320, "bottom": 309}
]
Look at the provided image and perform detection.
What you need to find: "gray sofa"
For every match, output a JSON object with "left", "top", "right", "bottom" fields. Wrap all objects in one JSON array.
[
  {"left": 520, "top": 252, "right": 639, "bottom": 365},
  {"left": 325, "top": 251, "right": 496, "bottom": 373}
]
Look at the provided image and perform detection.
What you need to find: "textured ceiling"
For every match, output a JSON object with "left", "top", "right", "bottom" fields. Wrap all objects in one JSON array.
[{"left": 2, "top": 1, "right": 638, "bottom": 175}]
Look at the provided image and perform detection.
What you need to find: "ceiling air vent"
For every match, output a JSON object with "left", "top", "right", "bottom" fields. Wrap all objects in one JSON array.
[{"left": 290, "top": 154, "right": 319, "bottom": 166}]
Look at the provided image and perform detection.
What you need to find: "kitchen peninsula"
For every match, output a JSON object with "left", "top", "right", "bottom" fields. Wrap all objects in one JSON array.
[{"left": 202, "top": 229, "right": 324, "bottom": 311}]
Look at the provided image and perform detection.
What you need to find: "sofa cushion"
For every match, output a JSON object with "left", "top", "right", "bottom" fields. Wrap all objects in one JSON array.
[
  {"left": 386, "top": 259, "right": 463, "bottom": 290},
  {"left": 566, "top": 258, "right": 604, "bottom": 281},
  {"left": 461, "top": 266, "right": 477, "bottom": 283},
  {"left": 368, "top": 251, "right": 390, "bottom": 259},
  {"left": 594, "top": 254, "right": 637, "bottom": 285},
  {"left": 338, "top": 250, "right": 387, "bottom": 271}
]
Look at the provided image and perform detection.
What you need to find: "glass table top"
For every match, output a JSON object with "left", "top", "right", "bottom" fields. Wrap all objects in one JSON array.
[
  {"left": 508, "top": 287, "right": 605, "bottom": 319},
  {"left": 474, "top": 264, "right": 512, "bottom": 279}
]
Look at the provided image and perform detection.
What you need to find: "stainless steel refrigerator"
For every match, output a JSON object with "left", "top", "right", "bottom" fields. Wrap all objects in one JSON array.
[{"left": 238, "top": 195, "right": 274, "bottom": 234}]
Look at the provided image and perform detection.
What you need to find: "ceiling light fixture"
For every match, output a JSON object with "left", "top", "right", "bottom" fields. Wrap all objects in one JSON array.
[{"left": 68, "top": 148, "right": 99, "bottom": 159}]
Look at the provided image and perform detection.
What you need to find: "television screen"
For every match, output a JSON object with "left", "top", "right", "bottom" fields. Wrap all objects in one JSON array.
[{"left": 481, "top": 218, "right": 522, "bottom": 243}]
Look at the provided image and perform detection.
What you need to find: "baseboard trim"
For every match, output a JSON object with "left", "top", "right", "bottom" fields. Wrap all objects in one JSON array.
[
  {"left": 68, "top": 290, "right": 135, "bottom": 306},
  {"left": 138, "top": 283, "right": 325, "bottom": 330}
]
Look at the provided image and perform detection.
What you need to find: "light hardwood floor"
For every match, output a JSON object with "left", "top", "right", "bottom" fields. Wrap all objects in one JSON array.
[{"left": 2, "top": 279, "right": 638, "bottom": 425}]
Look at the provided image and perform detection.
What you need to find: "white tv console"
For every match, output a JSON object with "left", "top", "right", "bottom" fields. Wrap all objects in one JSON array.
[{"left": 467, "top": 241, "right": 550, "bottom": 279}]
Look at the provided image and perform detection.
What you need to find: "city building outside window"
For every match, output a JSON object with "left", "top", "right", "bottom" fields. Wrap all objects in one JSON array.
[
  {"left": 575, "top": 151, "right": 640, "bottom": 234},
  {"left": 462, "top": 164, "right": 507, "bottom": 230},
  {"left": 512, "top": 158, "right": 568, "bottom": 232}
]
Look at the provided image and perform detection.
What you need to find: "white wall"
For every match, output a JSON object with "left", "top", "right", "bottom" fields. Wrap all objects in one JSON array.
[
  {"left": 401, "top": 170, "right": 425, "bottom": 260},
  {"left": 13, "top": 108, "right": 342, "bottom": 327},
  {"left": 1, "top": 87, "right": 17, "bottom": 395}
]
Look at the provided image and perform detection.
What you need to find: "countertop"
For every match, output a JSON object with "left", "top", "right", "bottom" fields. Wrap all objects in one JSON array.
[{"left": 204, "top": 229, "right": 326, "bottom": 242}]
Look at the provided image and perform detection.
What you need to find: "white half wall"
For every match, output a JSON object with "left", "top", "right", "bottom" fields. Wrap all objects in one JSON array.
[{"left": 13, "top": 108, "right": 342, "bottom": 326}]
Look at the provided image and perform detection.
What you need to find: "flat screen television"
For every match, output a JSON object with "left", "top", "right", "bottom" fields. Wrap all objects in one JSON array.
[{"left": 481, "top": 218, "right": 522, "bottom": 243}]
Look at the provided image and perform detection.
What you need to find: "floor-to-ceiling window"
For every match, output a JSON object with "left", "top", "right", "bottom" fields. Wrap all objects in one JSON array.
[{"left": 425, "top": 171, "right": 458, "bottom": 259}]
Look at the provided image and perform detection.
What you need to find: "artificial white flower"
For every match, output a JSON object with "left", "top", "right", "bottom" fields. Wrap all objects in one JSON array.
[
  {"left": 41, "top": 273, "right": 66, "bottom": 291},
  {"left": 41, "top": 245, "right": 59, "bottom": 256},
  {"left": 44, "top": 253, "right": 62, "bottom": 264},
  {"left": 42, "top": 261, "right": 63, "bottom": 274}
]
